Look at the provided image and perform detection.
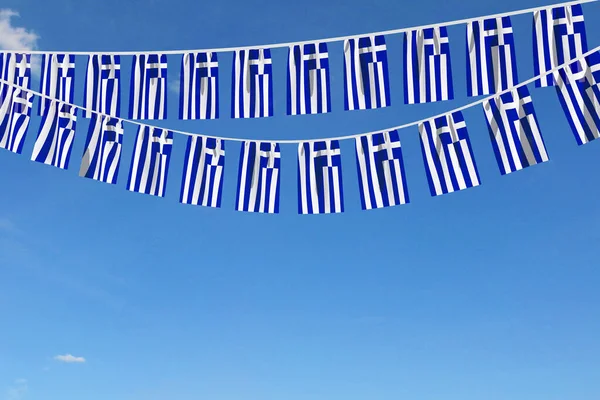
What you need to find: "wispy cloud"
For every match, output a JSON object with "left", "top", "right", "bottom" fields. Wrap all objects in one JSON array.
[
  {"left": 0, "top": 10, "right": 38, "bottom": 51},
  {"left": 6, "top": 379, "right": 27, "bottom": 400},
  {"left": 0, "top": 218, "right": 16, "bottom": 233},
  {"left": 168, "top": 79, "right": 179, "bottom": 94},
  {"left": 54, "top": 354, "right": 86, "bottom": 363}
]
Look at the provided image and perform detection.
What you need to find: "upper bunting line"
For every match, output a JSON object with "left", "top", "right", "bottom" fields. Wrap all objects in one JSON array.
[
  {"left": 1, "top": 44, "right": 599, "bottom": 144},
  {"left": 2, "top": 0, "right": 597, "bottom": 55}
]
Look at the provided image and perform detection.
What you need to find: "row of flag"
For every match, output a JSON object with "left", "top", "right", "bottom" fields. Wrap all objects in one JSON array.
[
  {"left": 0, "top": 3, "right": 591, "bottom": 121},
  {"left": 0, "top": 49, "right": 598, "bottom": 214}
]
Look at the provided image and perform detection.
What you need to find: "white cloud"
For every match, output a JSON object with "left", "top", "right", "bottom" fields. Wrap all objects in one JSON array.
[
  {"left": 0, "top": 10, "right": 38, "bottom": 51},
  {"left": 54, "top": 354, "right": 86, "bottom": 363},
  {"left": 6, "top": 379, "right": 27, "bottom": 400},
  {"left": 168, "top": 79, "right": 179, "bottom": 94}
]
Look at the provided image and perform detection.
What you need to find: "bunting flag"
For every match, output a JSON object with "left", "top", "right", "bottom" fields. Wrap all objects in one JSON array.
[
  {"left": 404, "top": 27, "right": 454, "bottom": 104},
  {"left": 483, "top": 86, "right": 548, "bottom": 175},
  {"left": 232, "top": 49, "right": 273, "bottom": 119},
  {"left": 298, "top": 140, "right": 344, "bottom": 214},
  {"left": 180, "top": 136, "right": 225, "bottom": 207},
  {"left": 39, "top": 54, "right": 75, "bottom": 116},
  {"left": 355, "top": 130, "right": 409, "bottom": 210},
  {"left": 343, "top": 35, "right": 391, "bottom": 111},
  {"left": 79, "top": 115, "right": 124, "bottom": 184},
  {"left": 236, "top": 141, "right": 280, "bottom": 213},
  {"left": 180, "top": 52, "right": 219, "bottom": 120},
  {"left": 534, "top": 4, "right": 588, "bottom": 87},
  {"left": 84, "top": 55, "right": 121, "bottom": 118},
  {"left": 555, "top": 51, "right": 600, "bottom": 145},
  {"left": 419, "top": 111, "right": 480, "bottom": 196},
  {"left": 31, "top": 101, "right": 78, "bottom": 169},
  {"left": 127, "top": 125, "right": 173, "bottom": 197},
  {"left": 129, "top": 54, "right": 168, "bottom": 120},
  {"left": 0, "top": 52, "right": 31, "bottom": 89},
  {"left": 467, "top": 17, "right": 518, "bottom": 97},
  {"left": 0, "top": 90, "right": 33, "bottom": 154},
  {"left": 287, "top": 43, "right": 331, "bottom": 115}
]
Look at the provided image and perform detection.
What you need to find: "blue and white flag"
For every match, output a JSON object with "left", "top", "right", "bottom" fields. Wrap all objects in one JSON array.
[
  {"left": 287, "top": 43, "right": 331, "bottom": 115},
  {"left": 467, "top": 17, "right": 518, "bottom": 97},
  {"left": 298, "top": 140, "right": 344, "bottom": 214},
  {"left": 404, "top": 27, "right": 454, "bottom": 104},
  {"left": 419, "top": 111, "right": 480, "bottom": 196},
  {"left": 127, "top": 125, "right": 173, "bottom": 197},
  {"left": 534, "top": 4, "right": 588, "bottom": 87},
  {"left": 483, "top": 86, "right": 548, "bottom": 175},
  {"left": 0, "top": 90, "right": 33, "bottom": 154},
  {"left": 31, "top": 101, "right": 77, "bottom": 169},
  {"left": 79, "top": 115, "right": 124, "bottom": 184},
  {"left": 180, "top": 136, "right": 224, "bottom": 207},
  {"left": 129, "top": 54, "right": 168, "bottom": 120},
  {"left": 232, "top": 49, "right": 273, "bottom": 119},
  {"left": 0, "top": 52, "right": 31, "bottom": 89},
  {"left": 84, "top": 55, "right": 121, "bottom": 118},
  {"left": 39, "top": 54, "right": 75, "bottom": 116},
  {"left": 180, "top": 52, "right": 219, "bottom": 120},
  {"left": 344, "top": 35, "right": 391, "bottom": 111},
  {"left": 355, "top": 130, "right": 409, "bottom": 210},
  {"left": 554, "top": 51, "right": 600, "bottom": 145},
  {"left": 236, "top": 141, "right": 280, "bottom": 213}
]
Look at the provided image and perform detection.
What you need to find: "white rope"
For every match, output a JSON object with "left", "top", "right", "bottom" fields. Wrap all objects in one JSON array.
[
  {"left": 1, "top": 0, "right": 597, "bottom": 55},
  {"left": 0, "top": 45, "right": 598, "bottom": 144}
]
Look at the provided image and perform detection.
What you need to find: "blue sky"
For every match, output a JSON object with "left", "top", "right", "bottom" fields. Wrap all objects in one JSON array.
[{"left": 0, "top": 0, "right": 599, "bottom": 399}]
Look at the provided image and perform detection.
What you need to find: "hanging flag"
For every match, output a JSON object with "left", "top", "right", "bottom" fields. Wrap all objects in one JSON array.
[
  {"left": 129, "top": 54, "right": 168, "bottom": 120},
  {"left": 467, "top": 17, "right": 518, "bottom": 97},
  {"left": 236, "top": 141, "right": 280, "bottom": 213},
  {"left": 0, "top": 52, "right": 31, "bottom": 88},
  {"left": 39, "top": 54, "right": 75, "bottom": 116},
  {"left": 180, "top": 136, "right": 225, "bottom": 207},
  {"left": 483, "top": 86, "right": 548, "bottom": 175},
  {"left": 0, "top": 90, "right": 33, "bottom": 154},
  {"left": 534, "top": 4, "right": 588, "bottom": 87},
  {"left": 79, "top": 115, "right": 124, "bottom": 184},
  {"left": 554, "top": 51, "right": 600, "bottom": 145},
  {"left": 343, "top": 35, "right": 391, "bottom": 111},
  {"left": 355, "top": 130, "right": 409, "bottom": 210},
  {"left": 31, "top": 101, "right": 77, "bottom": 169},
  {"left": 404, "top": 27, "right": 454, "bottom": 104},
  {"left": 232, "top": 49, "right": 273, "bottom": 119},
  {"left": 84, "top": 55, "right": 121, "bottom": 118},
  {"left": 127, "top": 125, "right": 173, "bottom": 197},
  {"left": 298, "top": 140, "right": 344, "bottom": 214},
  {"left": 180, "top": 52, "right": 219, "bottom": 120},
  {"left": 287, "top": 42, "right": 331, "bottom": 115},
  {"left": 419, "top": 111, "right": 480, "bottom": 196}
]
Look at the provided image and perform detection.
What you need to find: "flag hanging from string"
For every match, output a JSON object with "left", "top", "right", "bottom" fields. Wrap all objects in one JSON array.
[
  {"left": 129, "top": 54, "right": 168, "bottom": 120},
  {"left": 127, "top": 125, "right": 173, "bottom": 197},
  {"left": 180, "top": 136, "right": 225, "bottom": 207},
  {"left": 467, "top": 17, "right": 518, "bottom": 97},
  {"left": 232, "top": 49, "right": 273, "bottom": 119},
  {"left": 236, "top": 141, "right": 280, "bottom": 213},
  {"left": 39, "top": 54, "right": 75, "bottom": 116},
  {"left": 0, "top": 89, "right": 33, "bottom": 154},
  {"left": 79, "top": 115, "right": 124, "bottom": 184},
  {"left": 355, "top": 130, "right": 409, "bottom": 210},
  {"left": 0, "top": 52, "right": 31, "bottom": 89},
  {"left": 31, "top": 101, "right": 78, "bottom": 169},
  {"left": 180, "top": 52, "right": 219, "bottom": 120},
  {"left": 287, "top": 43, "right": 331, "bottom": 115},
  {"left": 84, "top": 55, "right": 121, "bottom": 118}
]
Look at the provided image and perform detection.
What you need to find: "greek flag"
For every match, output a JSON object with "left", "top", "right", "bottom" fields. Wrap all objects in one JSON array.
[
  {"left": 180, "top": 136, "right": 224, "bottom": 207},
  {"left": 127, "top": 125, "right": 173, "bottom": 197},
  {"left": 31, "top": 101, "right": 78, "bottom": 169},
  {"left": 467, "top": 17, "right": 518, "bottom": 97},
  {"left": 554, "top": 51, "right": 600, "bottom": 145},
  {"left": 483, "top": 86, "right": 548, "bottom": 175},
  {"left": 84, "top": 55, "right": 121, "bottom": 118},
  {"left": 236, "top": 141, "right": 280, "bottom": 213},
  {"left": 419, "top": 111, "right": 480, "bottom": 196},
  {"left": 355, "top": 130, "right": 409, "bottom": 210},
  {"left": 232, "top": 49, "right": 273, "bottom": 119},
  {"left": 0, "top": 90, "right": 33, "bottom": 154},
  {"left": 39, "top": 54, "right": 75, "bottom": 116},
  {"left": 287, "top": 43, "right": 331, "bottom": 115},
  {"left": 298, "top": 140, "right": 344, "bottom": 214},
  {"left": 0, "top": 52, "right": 31, "bottom": 89},
  {"left": 404, "top": 27, "right": 454, "bottom": 104},
  {"left": 534, "top": 4, "right": 588, "bottom": 87},
  {"left": 343, "top": 35, "right": 391, "bottom": 111},
  {"left": 180, "top": 52, "right": 219, "bottom": 120},
  {"left": 79, "top": 115, "right": 124, "bottom": 184},
  {"left": 129, "top": 54, "right": 168, "bottom": 120}
]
